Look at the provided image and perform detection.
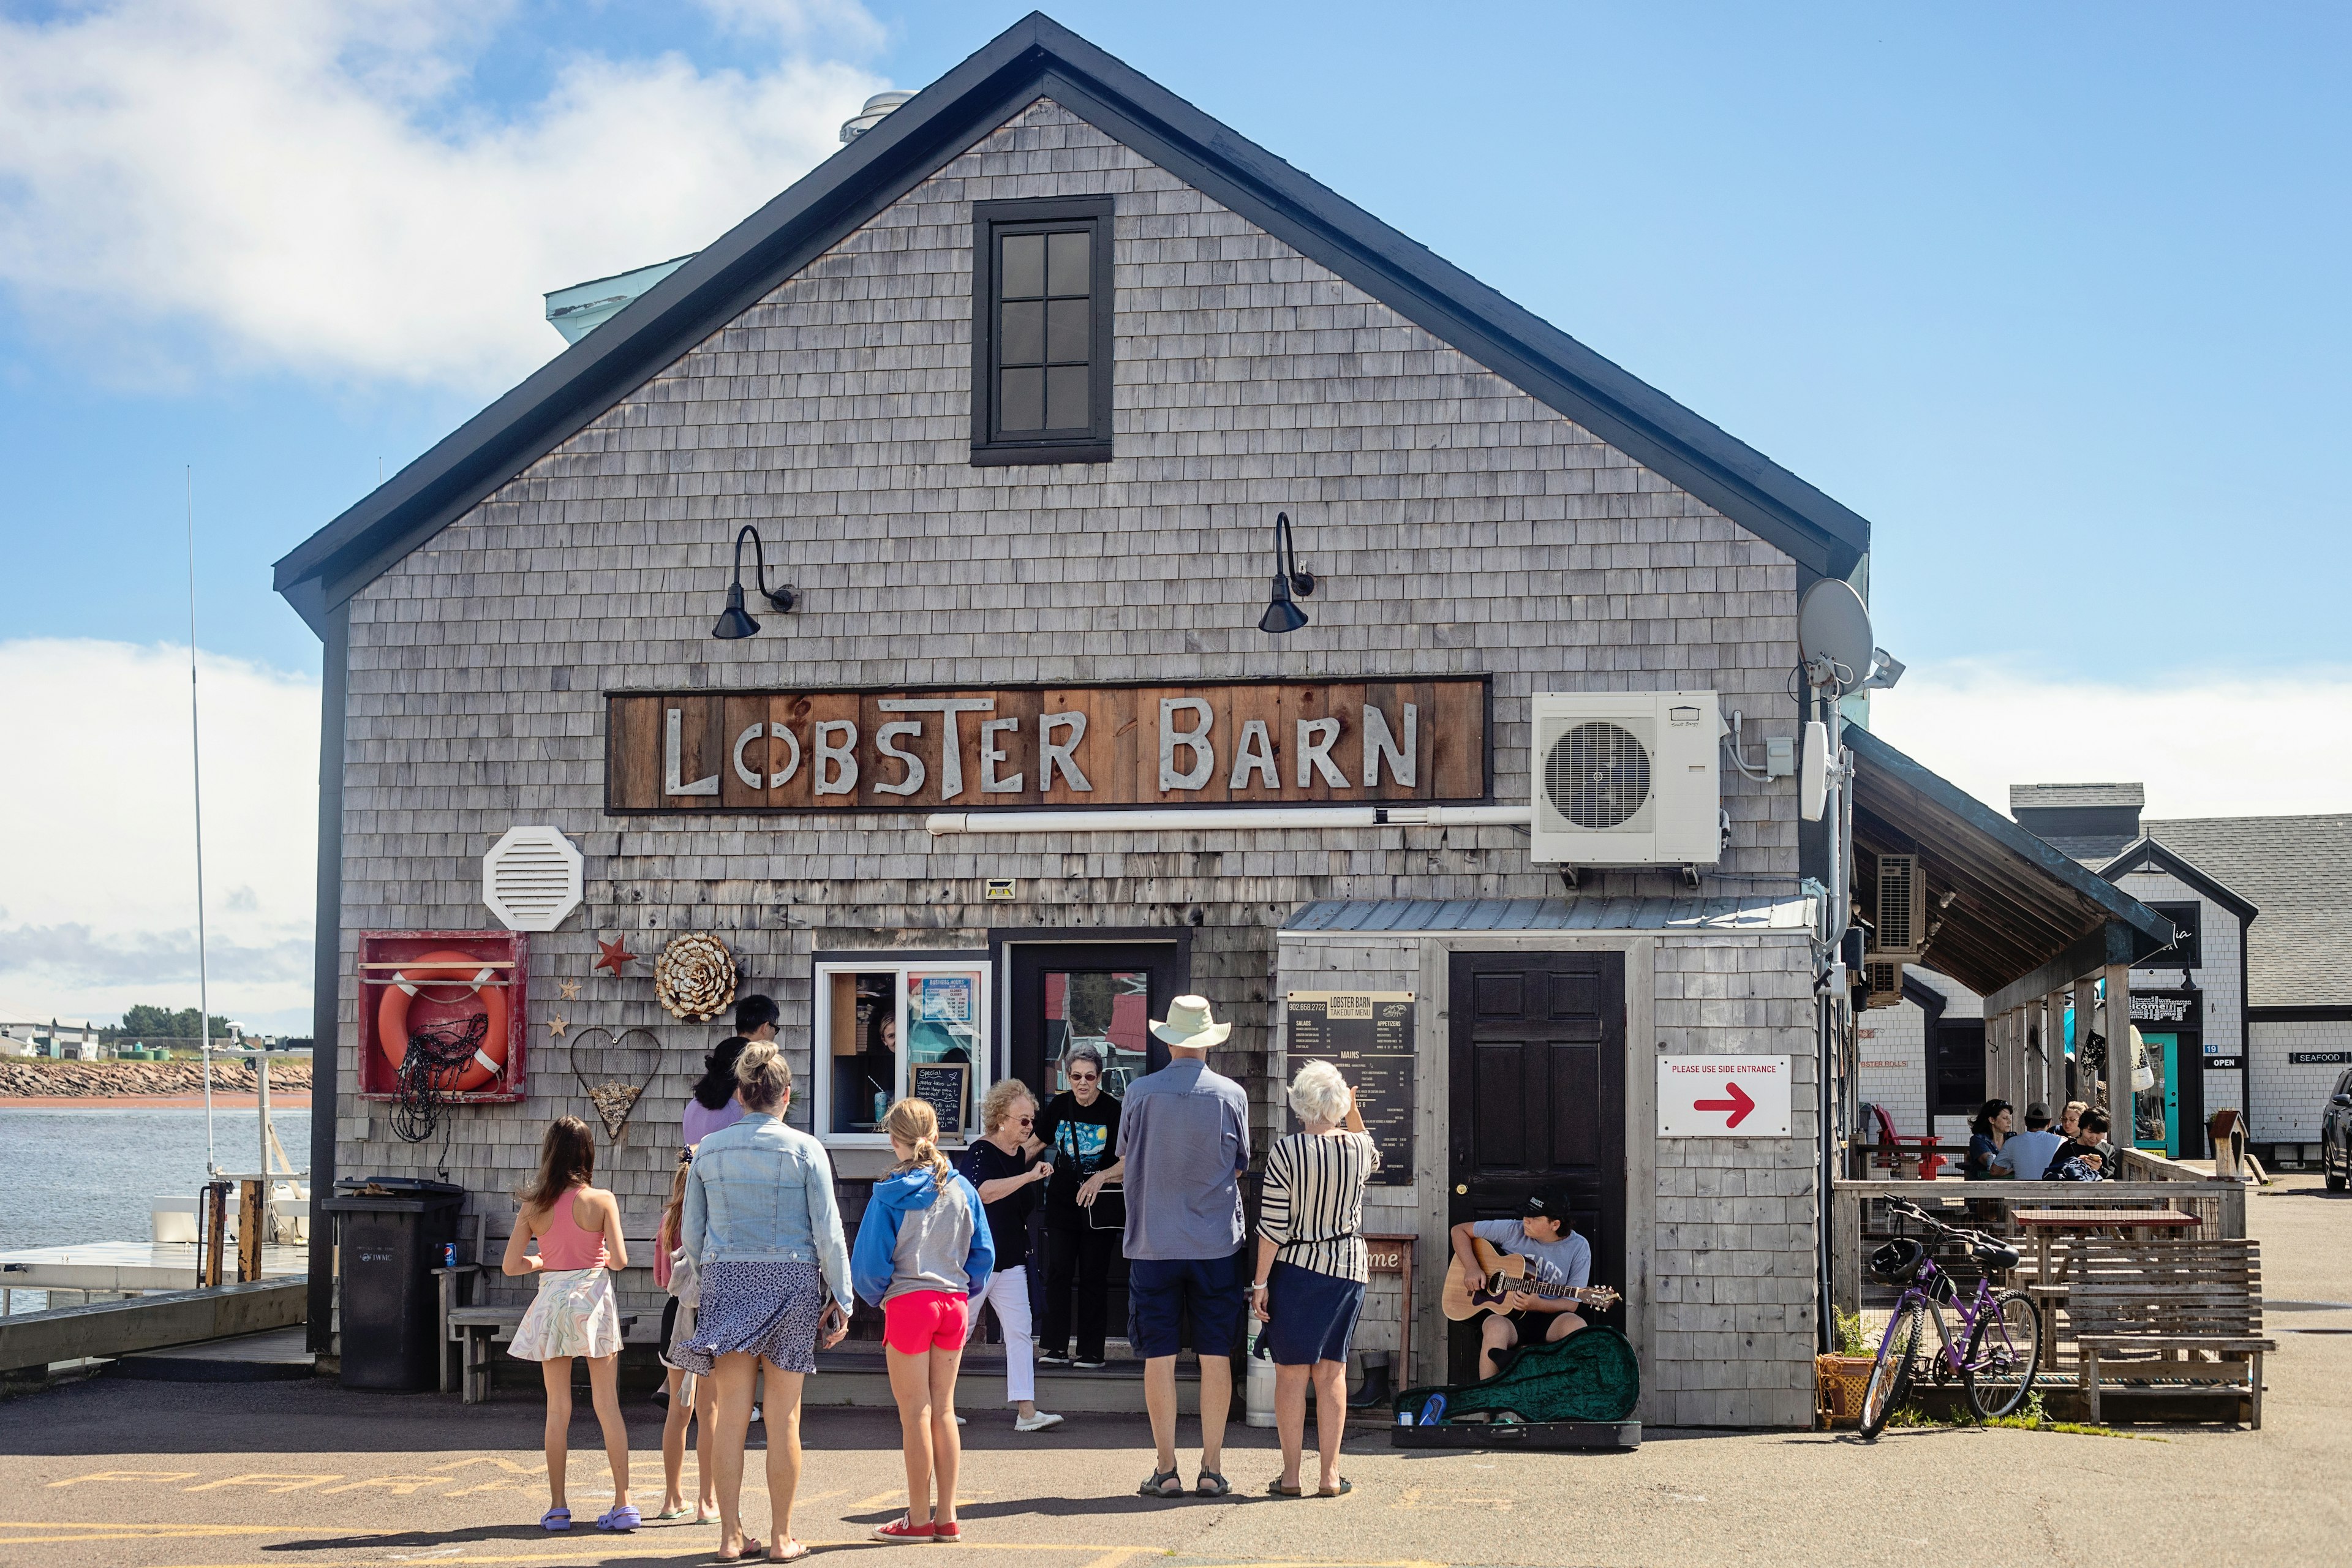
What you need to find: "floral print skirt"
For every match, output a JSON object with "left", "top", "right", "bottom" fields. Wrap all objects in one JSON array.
[{"left": 508, "top": 1266, "right": 624, "bottom": 1361}]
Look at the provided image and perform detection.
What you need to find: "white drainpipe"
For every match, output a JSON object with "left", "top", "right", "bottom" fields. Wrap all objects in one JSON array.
[{"left": 925, "top": 804, "right": 1532, "bottom": 835}]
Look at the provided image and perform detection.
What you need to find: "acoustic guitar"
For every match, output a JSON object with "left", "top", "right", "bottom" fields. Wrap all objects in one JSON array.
[{"left": 1442, "top": 1236, "right": 1621, "bottom": 1322}]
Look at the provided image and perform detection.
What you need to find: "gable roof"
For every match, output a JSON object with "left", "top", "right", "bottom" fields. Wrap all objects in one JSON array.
[
  {"left": 2096, "top": 835, "right": 2260, "bottom": 925},
  {"left": 271, "top": 12, "right": 1872, "bottom": 633},
  {"left": 2134, "top": 815, "right": 2352, "bottom": 1007}
]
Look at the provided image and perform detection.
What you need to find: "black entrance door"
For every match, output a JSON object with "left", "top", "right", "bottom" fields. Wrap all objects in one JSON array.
[
  {"left": 1007, "top": 942, "right": 1186, "bottom": 1098},
  {"left": 1447, "top": 949, "right": 1626, "bottom": 1382},
  {"left": 1007, "top": 941, "right": 1186, "bottom": 1355}
]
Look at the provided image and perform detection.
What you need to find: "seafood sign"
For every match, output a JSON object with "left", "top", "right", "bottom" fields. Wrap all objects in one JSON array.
[{"left": 605, "top": 677, "right": 1489, "bottom": 813}]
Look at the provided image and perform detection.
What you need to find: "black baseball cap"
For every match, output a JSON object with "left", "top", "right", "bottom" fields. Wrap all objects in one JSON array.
[{"left": 1518, "top": 1189, "right": 1571, "bottom": 1224}]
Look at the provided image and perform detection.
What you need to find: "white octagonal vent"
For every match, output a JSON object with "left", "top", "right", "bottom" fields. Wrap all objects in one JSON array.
[{"left": 483, "top": 826, "right": 584, "bottom": 932}]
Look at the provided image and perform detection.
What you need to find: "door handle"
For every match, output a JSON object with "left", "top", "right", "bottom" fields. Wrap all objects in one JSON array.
[{"left": 1455, "top": 1184, "right": 1469, "bottom": 1195}]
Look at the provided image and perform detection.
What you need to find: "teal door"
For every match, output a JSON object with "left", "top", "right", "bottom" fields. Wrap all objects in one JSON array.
[{"left": 2136, "top": 1033, "right": 2180, "bottom": 1154}]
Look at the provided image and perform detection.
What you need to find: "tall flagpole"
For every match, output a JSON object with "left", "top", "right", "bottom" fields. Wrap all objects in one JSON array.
[{"left": 188, "top": 465, "right": 216, "bottom": 1176}]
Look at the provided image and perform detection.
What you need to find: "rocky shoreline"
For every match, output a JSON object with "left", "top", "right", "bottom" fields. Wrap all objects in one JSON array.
[{"left": 0, "top": 1058, "right": 315, "bottom": 1099}]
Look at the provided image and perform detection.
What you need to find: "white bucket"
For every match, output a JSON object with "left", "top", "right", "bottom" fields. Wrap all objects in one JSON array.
[{"left": 1244, "top": 1348, "right": 1278, "bottom": 1428}]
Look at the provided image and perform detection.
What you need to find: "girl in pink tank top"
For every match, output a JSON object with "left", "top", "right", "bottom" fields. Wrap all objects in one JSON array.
[{"left": 503, "top": 1116, "right": 634, "bottom": 1531}]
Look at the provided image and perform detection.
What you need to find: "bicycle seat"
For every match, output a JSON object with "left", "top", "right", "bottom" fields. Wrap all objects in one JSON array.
[{"left": 1969, "top": 1238, "right": 2021, "bottom": 1272}]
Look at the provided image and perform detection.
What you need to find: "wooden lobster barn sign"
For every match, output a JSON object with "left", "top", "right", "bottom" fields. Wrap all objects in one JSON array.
[{"left": 605, "top": 677, "right": 1489, "bottom": 814}]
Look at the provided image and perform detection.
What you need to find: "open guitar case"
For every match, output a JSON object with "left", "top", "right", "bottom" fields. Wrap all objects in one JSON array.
[{"left": 1390, "top": 1324, "right": 1642, "bottom": 1450}]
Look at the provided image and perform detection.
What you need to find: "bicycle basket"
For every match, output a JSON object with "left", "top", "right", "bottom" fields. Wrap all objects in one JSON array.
[{"left": 1867, "top": 1237, "right": 1927, "bottom": 1286}]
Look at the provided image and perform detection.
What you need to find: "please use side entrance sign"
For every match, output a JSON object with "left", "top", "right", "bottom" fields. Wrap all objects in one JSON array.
[{"left": 1657, "top": 1055, "right": 1793, "bottom": 1137}]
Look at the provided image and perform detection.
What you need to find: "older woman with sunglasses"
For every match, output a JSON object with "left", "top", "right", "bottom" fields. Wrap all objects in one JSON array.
[
  {"left": 1026, "top": 1043, "right": 1125, "bottom": 1369},
  {"left": 960, "top": 1079, "right": 1063, "bottom": 1432}
]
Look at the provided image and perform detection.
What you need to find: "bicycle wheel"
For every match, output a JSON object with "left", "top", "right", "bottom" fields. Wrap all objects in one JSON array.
[
  {"left": 1857, "top": 1302, "right": 1923, "bottom": 1439},
  {"left": 1963, "top": 1289, "right": 2042, "bottom": 1420}
]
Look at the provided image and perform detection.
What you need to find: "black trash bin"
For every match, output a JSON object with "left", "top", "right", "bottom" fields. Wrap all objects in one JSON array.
[{"left": 323, "top": 1177, "right": 465, "bottom": 1391}]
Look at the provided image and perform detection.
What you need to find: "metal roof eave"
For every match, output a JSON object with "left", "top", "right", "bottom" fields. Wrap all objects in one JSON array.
[
  {"left": 1846, "top": 726, "right": 2177, "bottom": 995},
  {"left": 271, "top": 11, "right": 1872, "bottom": 636}
]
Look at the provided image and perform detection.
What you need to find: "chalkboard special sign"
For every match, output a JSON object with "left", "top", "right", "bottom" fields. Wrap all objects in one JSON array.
[
  {"left": 1285, "top": 990, "right": 1415, "bottom": 1185},
  {"left": 910, "top": 1061, "right": 970, "bottom": 1138}
]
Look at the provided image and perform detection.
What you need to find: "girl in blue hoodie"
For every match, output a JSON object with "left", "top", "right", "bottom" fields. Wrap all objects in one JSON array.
[{"left": 853, "top": 1096, "right": 994, "bottom": 1544}]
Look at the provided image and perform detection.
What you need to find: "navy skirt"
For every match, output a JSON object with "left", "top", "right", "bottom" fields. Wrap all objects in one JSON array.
[{"left": 1264, "top": 1259, "right": 1365, "bottom": 1366}]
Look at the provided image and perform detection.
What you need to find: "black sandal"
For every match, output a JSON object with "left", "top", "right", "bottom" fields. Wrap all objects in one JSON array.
[
  {"left": 1265, "top": 1479, "right": 1304, "bottom": 1498},
  {"left": 1317, "top": 1478, "right": 1352, "bottom": 1498},
  {"left": 1194, "top": 1471, "right": 1231, "bottom": 1498},
  {"left": 1138, "top": 1466, "right": 1185, "bottom": 1499}
]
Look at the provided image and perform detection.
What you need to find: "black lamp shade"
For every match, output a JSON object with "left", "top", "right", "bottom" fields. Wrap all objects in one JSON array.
[
  {"left": 712, "top": 581, "right": 760, "bottom": 640},
  {"left": 1259, "top": 573, "right": 1309, "bottom": 634}
]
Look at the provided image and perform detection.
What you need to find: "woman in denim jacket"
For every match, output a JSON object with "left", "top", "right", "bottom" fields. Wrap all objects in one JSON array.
[{"left": 674, "top": 1042, "right": 853, "bottom": 1564}]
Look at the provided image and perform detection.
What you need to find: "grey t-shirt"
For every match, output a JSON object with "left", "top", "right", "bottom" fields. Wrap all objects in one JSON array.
[
  {"left": 1472, "top": 1219, "right": 1591, "bottom": 1294},
  {"left": 1116, "top": 1057, "right": 1251, "bottom": 1260},
  {"left": 1991, "top": 1128, "right": 2064, "bottom": 1178}
]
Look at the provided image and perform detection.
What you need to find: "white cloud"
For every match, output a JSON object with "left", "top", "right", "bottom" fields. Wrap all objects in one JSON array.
[
  {"left": 0, "top": 639, "right": 320, "bottom": 1031},
  {"left": 0, "top": 1, "right": 889, "bottom": 391},
  {"left": 1867, "top": 661, "right": 2352, "bottom": 821}
]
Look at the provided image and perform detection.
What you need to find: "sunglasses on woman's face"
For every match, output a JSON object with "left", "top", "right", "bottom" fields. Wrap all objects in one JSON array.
[
  {"left": 1068, "top": 1071, "right": 1099, "bottom": 1083},
  {"left": 1015, "top": 1114, "right": 1035, "bottom": 1125}
]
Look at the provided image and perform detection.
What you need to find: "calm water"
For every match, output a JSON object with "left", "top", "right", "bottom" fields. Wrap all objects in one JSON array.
[{"left": 0, "top": 1104, "right": 314, "bottom": 1255}]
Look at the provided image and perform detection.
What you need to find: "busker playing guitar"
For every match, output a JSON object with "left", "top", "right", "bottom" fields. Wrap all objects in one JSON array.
[{"left": 1448, "top": 1190, "right": 1598, "bottom": 1381}]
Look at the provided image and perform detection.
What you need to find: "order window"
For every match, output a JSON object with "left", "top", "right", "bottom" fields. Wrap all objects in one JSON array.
[{"left": 817, "top": 959, "right": 989, "bottom": 1147}]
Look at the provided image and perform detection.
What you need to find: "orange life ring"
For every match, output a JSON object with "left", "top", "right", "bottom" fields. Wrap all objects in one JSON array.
[{"left": 377, "top": 950, "right": 510, "bottom": 1093}]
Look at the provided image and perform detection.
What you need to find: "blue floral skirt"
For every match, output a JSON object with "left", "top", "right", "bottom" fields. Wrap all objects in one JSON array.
[{"left": 670, "top": 1260, "right": 825, "bottom": 1375}]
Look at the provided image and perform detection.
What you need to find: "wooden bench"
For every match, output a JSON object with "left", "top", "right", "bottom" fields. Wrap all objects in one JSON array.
[
  {"left": 447, "top": 1305, "right": 638, "bottom": 1403},
  {"left": 2066, "top": 1238, "right": 2275, "bottom": 1428}
]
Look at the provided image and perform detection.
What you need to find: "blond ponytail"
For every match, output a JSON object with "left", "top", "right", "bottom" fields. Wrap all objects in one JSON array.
[{"left": 884, "top": 1096, "right": 953, "bottom": 1188}]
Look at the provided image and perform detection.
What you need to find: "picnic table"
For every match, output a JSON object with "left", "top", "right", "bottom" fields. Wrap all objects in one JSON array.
[
  {"left": 2013, "top": 1208, "right": 2202, "bottom": 1284},
  {"left": 2014, "top": 1208, "right": 2200, "bottom": 1359}
]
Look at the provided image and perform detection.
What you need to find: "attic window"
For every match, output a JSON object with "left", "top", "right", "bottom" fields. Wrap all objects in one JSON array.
[{"left": 971, "top": 196, "right": 1113, "bottom": 465}]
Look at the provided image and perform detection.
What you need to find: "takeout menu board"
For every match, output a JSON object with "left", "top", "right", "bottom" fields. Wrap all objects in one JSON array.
[
  {"left": 1284, "top": 991, "right": 1414, "bottom": 1185},
  {"left": 910, "top": 1061, "right": 969, "bottom": 1139}
]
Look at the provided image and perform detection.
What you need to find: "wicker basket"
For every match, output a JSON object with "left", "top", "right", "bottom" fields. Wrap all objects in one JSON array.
[{"left": 1815, "top": 1354, "right": 1877, "bottom": 1429}]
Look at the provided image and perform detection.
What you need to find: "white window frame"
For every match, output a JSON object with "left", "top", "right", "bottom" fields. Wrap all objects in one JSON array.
[{"left": 812, "top": 954, "right": 991, "bottom": 1151}]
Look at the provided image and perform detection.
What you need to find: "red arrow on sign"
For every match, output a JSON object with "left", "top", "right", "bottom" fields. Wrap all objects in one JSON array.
[{"left": 1694, "top": 1080, "right": 1755, "bottom": 1129}]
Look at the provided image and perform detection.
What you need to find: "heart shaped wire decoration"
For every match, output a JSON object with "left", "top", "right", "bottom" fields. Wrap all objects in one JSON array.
[{"left": 567, "top": 1027, "right": 663, "bottom": 1142}]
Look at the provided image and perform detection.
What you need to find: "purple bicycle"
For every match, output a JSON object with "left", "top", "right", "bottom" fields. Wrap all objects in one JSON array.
[{"left": 1855, "top": 1199, "right": 2043, "bottom": 1437}]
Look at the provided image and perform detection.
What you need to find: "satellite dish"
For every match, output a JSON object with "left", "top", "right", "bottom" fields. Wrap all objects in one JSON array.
[{"left": 1798, "top": 579, "right": 1874, "bottom": 687}]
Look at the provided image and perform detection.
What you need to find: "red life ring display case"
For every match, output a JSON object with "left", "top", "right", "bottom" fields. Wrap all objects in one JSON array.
[{"left": 356, "top": 930, "right": 529, "bottom": 1103}]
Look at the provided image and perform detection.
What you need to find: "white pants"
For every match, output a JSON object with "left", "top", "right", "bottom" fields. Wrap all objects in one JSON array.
[{"left": 972, "top": 1262, "right": 1035, "bottom": 1404}]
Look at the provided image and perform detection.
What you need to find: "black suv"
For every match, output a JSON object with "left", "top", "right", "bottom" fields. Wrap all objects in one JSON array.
[{"left": 2324, "top": 1069, "right": 2352, "bottom": 1191}]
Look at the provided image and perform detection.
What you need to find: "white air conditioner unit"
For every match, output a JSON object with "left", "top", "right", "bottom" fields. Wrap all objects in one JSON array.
[
  {"left": 1867, "top": 853, "right": 1927, "bottom": 962},
  {"left": 1863, "top": 959, "right": 1904, "bottom": 1010},
  {"left": 1528, "top": 692, "right": 1721, "bottom": 865}
]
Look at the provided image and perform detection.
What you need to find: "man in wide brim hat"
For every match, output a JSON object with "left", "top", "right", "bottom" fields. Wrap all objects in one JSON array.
[
  {"left": 1148, "top": 995, "right": 1232, "bottom": 1049},
  {"left": 1118, "top": 995, "right": 1250, "bottom": 1499}
]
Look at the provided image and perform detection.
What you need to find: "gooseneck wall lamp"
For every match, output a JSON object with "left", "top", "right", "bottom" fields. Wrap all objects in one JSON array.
[
  {"left": 711, "top": 524, "right": 798, "bottom": 639},
  {"left": 1257, "top": 511, "right": 1316, "bottom": 635}
]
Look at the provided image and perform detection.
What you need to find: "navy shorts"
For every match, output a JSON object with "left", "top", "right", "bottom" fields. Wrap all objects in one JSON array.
[
  {"left": 1127, "top": 1253, "right": 1247, "bottom": 1359},
  {"left": 1264, "top": 1260, "right": 1364, "bottom": 1366}
]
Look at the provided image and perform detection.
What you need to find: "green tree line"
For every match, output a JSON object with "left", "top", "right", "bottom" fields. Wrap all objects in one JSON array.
[{"left": 101, "top": 1006, "right": 235, "bottom": 1042}]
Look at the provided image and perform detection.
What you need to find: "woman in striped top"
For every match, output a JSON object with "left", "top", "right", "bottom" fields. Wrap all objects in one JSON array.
[{"left": 1250, "top": 1060, "right": 1381, "bottom": 1498}]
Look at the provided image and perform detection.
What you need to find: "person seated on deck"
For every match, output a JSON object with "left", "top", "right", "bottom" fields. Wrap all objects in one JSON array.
[
  {"left": 1448, "top": 1189, "right": 1591, "bottom": 1381},
  {"left": 2045, "top": 1107, "right": 2113, "bottom": 1182}
]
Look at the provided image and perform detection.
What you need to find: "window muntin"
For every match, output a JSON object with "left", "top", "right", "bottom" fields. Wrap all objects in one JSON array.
[
  {"left": 971, "top": 197, "right": 1112, "bottom": 463},
  {"left": 817, "top": 959, "right": 989, "bottom": 1145}
]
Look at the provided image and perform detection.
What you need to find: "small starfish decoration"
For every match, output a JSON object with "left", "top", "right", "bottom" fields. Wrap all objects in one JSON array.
[
  {"left": 594, "top": 937, "right": 639, "bottom": 978},
  {"left": 557, "top": 979, "right": 581, "bottom": 1001},
  {"left": 547, "top": 1013, "right": 570, "bottom": 1039}
]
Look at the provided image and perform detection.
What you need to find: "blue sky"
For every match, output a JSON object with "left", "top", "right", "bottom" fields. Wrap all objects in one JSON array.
[
  {"left": 6, "top": 1, "right": 2348, "bottom": 682},
  {"left": 3, "top": 1, "right": 2348, "bottom": 1030}
]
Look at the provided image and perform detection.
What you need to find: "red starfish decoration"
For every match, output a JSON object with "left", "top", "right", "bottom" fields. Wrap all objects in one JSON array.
[{"left": 594, "top": 937, "right": 639, "bottom": 978}]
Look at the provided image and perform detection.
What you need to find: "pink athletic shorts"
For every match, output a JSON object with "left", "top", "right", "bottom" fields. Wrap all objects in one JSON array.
[{"left": 882, "top": 1289, "right": 968, "bottom": 1354}]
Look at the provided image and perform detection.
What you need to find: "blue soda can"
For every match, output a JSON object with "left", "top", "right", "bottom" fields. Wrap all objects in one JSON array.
[{"left": 443, "top": 1242, "right": 458, "bottom": 1268}]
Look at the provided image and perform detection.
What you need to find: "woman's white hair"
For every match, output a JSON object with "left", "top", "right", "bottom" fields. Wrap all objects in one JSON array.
[{"left": 1287, "top": 1060, "right": 1352, "bottom": 1126}]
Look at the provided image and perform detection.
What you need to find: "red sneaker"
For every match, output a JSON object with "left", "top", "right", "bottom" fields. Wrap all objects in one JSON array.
[
  {"left": 872, "top": 1517, "right": 935, "bottom": 1544},
  {"left": 932, "top": 1521, "right": 962, "bottom": 1544}
]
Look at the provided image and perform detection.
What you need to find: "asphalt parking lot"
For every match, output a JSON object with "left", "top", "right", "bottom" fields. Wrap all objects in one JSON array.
[{"left": 4, "top": 1178, "right": 2344, "bottom": 1568}]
